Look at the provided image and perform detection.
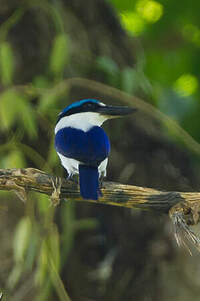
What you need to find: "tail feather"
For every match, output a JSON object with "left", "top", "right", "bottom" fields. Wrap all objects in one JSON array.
[{"left": 79, "top": 165, "right": 100, "bottom": 200}]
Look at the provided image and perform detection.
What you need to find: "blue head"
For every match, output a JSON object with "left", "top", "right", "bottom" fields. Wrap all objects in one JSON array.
[{"left": 57, "top": 98, "right": 136, "bottom": 124}]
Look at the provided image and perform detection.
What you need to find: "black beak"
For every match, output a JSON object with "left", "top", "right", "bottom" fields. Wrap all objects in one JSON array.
[{"left": 98, "top": 105, "right": 137, "bottom": 117}]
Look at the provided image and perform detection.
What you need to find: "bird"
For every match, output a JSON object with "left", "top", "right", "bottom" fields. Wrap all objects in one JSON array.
[{"left": 55, "top": 99, "right": 136, "bottom": 200}]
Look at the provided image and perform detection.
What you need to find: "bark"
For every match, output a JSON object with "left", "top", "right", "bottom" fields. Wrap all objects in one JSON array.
[{"left": 0, "top": 167, "right": 198, "bottom": 213}]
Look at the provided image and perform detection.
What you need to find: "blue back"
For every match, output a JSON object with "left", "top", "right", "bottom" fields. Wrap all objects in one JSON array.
[{"left": 55, "top": 126, "right": 110, "bottom": 167}]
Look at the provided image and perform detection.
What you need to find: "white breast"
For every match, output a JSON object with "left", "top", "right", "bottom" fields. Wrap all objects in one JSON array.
[{"left": 55, "top": 112, "right": 107, "bottom": 134}]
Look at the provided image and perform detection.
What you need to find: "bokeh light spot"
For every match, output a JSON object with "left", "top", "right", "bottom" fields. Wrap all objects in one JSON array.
[
  {"left": 120, "top": 12, "right": 146, "bottom": 36},
  {"left": 173, "top": 74, "right": 198, "bottom": 97},
  {"left": 182, "top": 24, "right": 200, "bottom": 47},
  {"left": 136, "top": 0, "right": 164, "bottom": 23}
]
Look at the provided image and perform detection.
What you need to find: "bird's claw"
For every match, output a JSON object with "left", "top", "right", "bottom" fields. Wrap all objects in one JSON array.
[
  {"left": 50, "top": 177, "right": 62, "bottom": 206},
  {"left": 67, "top": 173, "right": 79, "bottom": 184},
  {"left": 99, "top": 176, "right": 105, "bottom": 189}
]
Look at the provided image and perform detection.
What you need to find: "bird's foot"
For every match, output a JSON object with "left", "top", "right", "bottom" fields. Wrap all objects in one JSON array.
[
  {"left": 67, "top": 173, "right": 79, "bottom": 184},
  {"left": 50, "top": 176, "right": 62, "bottom": 207},
  {"left": 98, "top": 177, "right": 105, "bottom": 198},
  {"left": 99, "top": 176, "right": 105, "bottom": 189}
]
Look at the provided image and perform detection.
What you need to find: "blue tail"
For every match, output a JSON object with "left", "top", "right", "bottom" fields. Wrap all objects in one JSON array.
[{"left": 79, "top": 165, "right": 100, "bottom": 200}]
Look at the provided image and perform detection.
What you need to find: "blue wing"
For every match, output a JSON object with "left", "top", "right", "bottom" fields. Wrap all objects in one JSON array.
[{"left": 55, "top": 126, "right": 110, "bottom": 167}]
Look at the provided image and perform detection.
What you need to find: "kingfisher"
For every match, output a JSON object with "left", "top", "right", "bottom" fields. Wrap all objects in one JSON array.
[{"left": 55, "top": 99, "right": 136, "bottom": 200}]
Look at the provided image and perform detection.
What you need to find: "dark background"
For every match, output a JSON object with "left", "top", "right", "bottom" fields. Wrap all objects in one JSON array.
[{"left": 1, "top": 0, "right": 200, "bottom": 300}]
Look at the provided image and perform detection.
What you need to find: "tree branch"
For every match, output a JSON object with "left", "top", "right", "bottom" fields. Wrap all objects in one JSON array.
[
  {"left": 0, "top": 168, "right": 191, "bottom": 211},
  {"left": 1, "top": 167, "right": 200, "bottom": 253}
]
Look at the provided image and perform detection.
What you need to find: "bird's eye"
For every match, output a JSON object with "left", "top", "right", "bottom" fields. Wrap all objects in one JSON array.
[{"left": 85, "top": 103, "right": 93, "bottom": 108}]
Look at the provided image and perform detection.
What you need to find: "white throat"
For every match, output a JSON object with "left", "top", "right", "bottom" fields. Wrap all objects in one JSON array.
[{"left": 55, "top": 112, "right": 108, "bottom": 134}]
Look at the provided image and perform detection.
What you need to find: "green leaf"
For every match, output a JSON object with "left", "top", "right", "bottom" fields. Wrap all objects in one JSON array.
[
  {"left": 36, "top": 193, "right": 50, "bottom": 214},
  {"left": 96, "top": 56, "right": 119, "bottom": 75},
  {"left": 0, "top": 41, "right": 15, "bottom": 85},
  {"left": 7, "top": 265, "right": 23, "bottom": 289},
  {"left": 39, "top": 92, "right": 59, "bottom": 113},
  {"left": 32, "top": 75, "right": 51, "bottom": 89},
  {"left": 49, "top": 34, "right": 69, "bottom": 75},
  {"left": 13, "top": 217, "right": 32, "bottom": 263},
  {"left": 96, "top": 56, "right": 120, "bottom": 86},
  {"left": 17, "top": 97, "right": 38, "bottom": 138},
  {"left": 120, "top": 11, "right": 146, "bottom": 36},
  {"left": 36, "top": 225, "right": 60, "bottom": 285},
  {"left": 25, "top": 227, "right": 39, "bottom": 270},
  {"left": 38, "top": 87, "right": 69, "bottom": 122},
  {"left": 0, "top": 90, "right": 37, "bottom": 138},
  {"left": 121, "top": 68, "right": 138, "bottom": 93},
  {"left": 48, "top": 225, "right": 60, "bottom": 270},
  {"left": 0, "top": 90, "right": 19, "bottom": 130},
  {"left": 3, "top": 150, "right": 26, "bottom": 168},
  {"left": 35, "top": 240, "right": 48, "bottom": 285}
]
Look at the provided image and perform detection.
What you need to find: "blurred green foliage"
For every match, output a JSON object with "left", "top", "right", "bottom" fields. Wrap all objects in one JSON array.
[
  {"left": 1, "top": 0, "right": 200, "bottom": 300},
  {"left": 0, "top": 41, "right": 14, "bottom": 85},
  {"left": 0, "top": 3, "right": 98, "bottom": 298},
  {"left": 49, "top": 34, "right": 69, "bottom": 77},
  {"left": 110, "top": 0, "right": 200, "bottom": 140}
]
